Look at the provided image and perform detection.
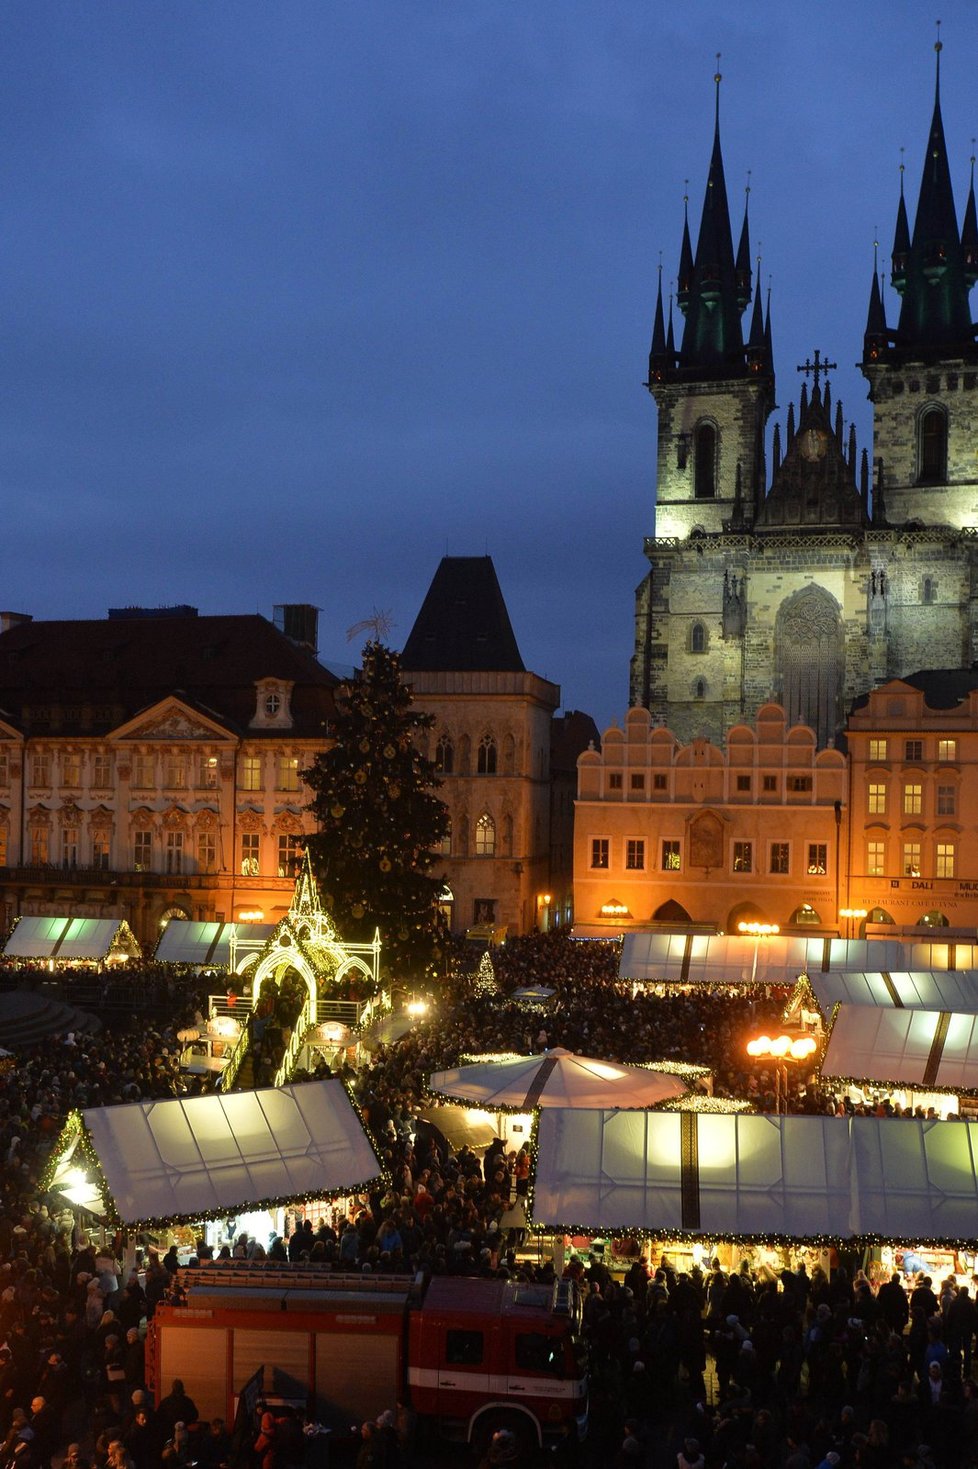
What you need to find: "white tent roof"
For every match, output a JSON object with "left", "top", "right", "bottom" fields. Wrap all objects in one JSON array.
[
  {"left": 154, "top": 920, "right": 275, "bottom": 967},
  {"left": 3, "top": 916, "right": 140, "bottom": 960},
  {"left": 805, "top": 970, "right": 978, "bottom": 1015},
  {"left": 531, "top": 1110, "right": 978, "bottom": 1243},
  {"left": 64, "top": 1079, "right": 382, "bottom": 1226},
  {"left": 430, "top": 1048, "right": 688, "bottom": 1111},
  {"left": 616, "top": 932, "right": 973, "bottom": 986},
  {"left": 822, "top": 1005, "right": 978, "bottom": 1092}
]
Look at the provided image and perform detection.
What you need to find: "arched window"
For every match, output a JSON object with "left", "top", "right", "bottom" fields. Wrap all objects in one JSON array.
[
  {"left": 694, "top": 678, "right": 706, "bottom": 700},
  {"left": 437, "top": 815, "right": 452, "bottom": 856},
  {"left": 477, "top": 735, "right": 497, "bottom": 775},
  {"left": 690, "top": 622, "right": 707, "bottom": 654},
  {"left": 919, "top": 406, "right": 947, "bottom": 484},
  {"left": 475, "top": 812, "right": 495, "bottom": 856},
  {"left": 435, "top": 736, "right": 454, "bottom": 774},
  {"left": 921, "top": 576, "right": 936, "bottom": 605},
  {"left": 694, "top": 422, "right": 718, "bottom": 499}
]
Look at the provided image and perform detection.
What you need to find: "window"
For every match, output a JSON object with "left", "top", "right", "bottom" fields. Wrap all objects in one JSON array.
[
  {"left": 937, "top": 784, "right": 956, "bottom": 816},
  {"left": 514, "top": 1332, "right": 562, "bottom": 1375},
  {"left": 770, "top": 842, "right": 790, "bottom": 875},
  {"left": 788, "top": 776, "right": 812, "bottom": 792},
  {"left": 694, "top": 678, "right": 706, "bottom": 700},
  {"left": 867, "top": 839, "right": 885, "bottom": 876},
  {"left": 165, "top": 831, "right": 184, "bottom": 875},
  {"left": 264, "top": 692, "right": 281, "bottom": 717},
  {"left": 435, "top": 737, "right": 454, "bottom": 775},
  {"left": 437, "top": 818, "right": 452, "bottom": 857},
  {"left": 937, "top": 842, "right": 956, "bottom": 879},
  {"left": 903, "top": 841, "right": 922, "bottom": 877},
  {"left": 904, "top": 739, "right": 923, "bottom": 762},
  {"left": 197, "top": 832, "right": 217, "bottom": 874},
  {"left": 277, "top": 833, "right": 303, "bottom": 878},
  {"left": 475, "top": 813, "right": 496, "bottom": 857},
  {"left": 197, "top": 754, "right": 218, "bottom": 789},
  {"left": 903, "top": 783, "right": 923, "bottom": 815},
  {"left": 868, "top": 783, "right": 887, "bottom": 815},
  {"left": 625, "top": 839, "right": 645, "bottom": 870},
  {"left": 919, "top": 405, "right": 947, "bottom": 483},
  {"left": 446, "top": 1331, "right": 484, "bottom": 1366},
  {"left": 30, "top": 752, "right": 51, "bottom": 786},
  {"left": 240, "top": 755, "right": 262, "bottom": 791},
  {"left": 92, "top": 834, "right": 110, "bottom": 871},
  {"left": 61, "top": 754, "right": 81, "bottom": 786},
  {"left": 0, "top": 750, "right": 8, "bottom": 785},
  {"left": 653, "top": 773, "right": 667, "bottom": 791},
  {"left": 133, "top": 831, "right": 153, "bottom": 872},
  {"left": 241, "top": 833, "right": 260, "bottom": 876},
  {"left": 608, "top": 773, "right": 623, "bottom": 791},
  {"left": 132, "top": 753, "right": 154, "bottom": 789},
  {"left": 868, "top": 738, "right": 888, "bottom": 761},
  {"left": 61, "top": 829, "right": 78, "bottom": 867},
  {"left": 938, "top": 739, "right": 957, "bottom": 762},
  {"left": 164, "top": 754, "right": 186, "bottom": 789},
  {"left": 30, "top": 829, "right": 49, "bottom": 865},
  {"left": 922, "top": 576, "right": 936, "bottom": 605},
  {"left": 732, "top": 841, "right": 753, "bottom": 873},
  {"left": 92, "top": 753, "right": 111, "bottom": 788},
  {"left": 277, "top": 755, "right": 300, "bottom": 791},
  {"left": 807, "top": 843, "right": 827, "bottom": 876},
  {"left": 762, "top": 775, "right": 777, "bottom": 793},
  {"left": 630, "top": 773, "right": 645, "bottom": 791},
  {"left": 736, "top": 775, "right": 751, "bottom": 792},
  {"left": 477, "top": 736, "right": 497, "bottom": 775},
  {"left": 690, "top": 622, "right": 707, "bottom": 653},
  {"left": 694, "top": 421, "right": 717, "bottom": 498},
  {"left": 661, "top": 840, "right": 681, "bottom": 871},
  {"left": 590, "top": 837, "right": 609, "bottom": 870}
]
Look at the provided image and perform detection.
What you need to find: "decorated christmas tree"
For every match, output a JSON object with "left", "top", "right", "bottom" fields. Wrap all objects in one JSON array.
[{"left": 304, "top": 640, "right": 449, "bottom": 977}]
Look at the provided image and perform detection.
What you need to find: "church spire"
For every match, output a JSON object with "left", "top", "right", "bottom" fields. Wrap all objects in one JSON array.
[
  {"left": 735, "top": 176, "right": 752, "bottom": 310},
  {"left": 962, "top": 144, "right": 978, "bottom": 286},
  {"left": 648, "top": 263, "right": 668, "bottom": 382},
  {"left": 864, "top": 236, "right": 888, "bottom": 360}
]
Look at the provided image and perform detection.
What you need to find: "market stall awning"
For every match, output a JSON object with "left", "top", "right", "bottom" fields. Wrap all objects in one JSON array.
[
  {"left": 802, "top": 970, "right": 978, "bottom": 1016},
  {"left": 44, "top": 1079, "right": 383, "bottom": 1228},
  {"left": 618, "top": 933, "right": 929, "bottom": 986},
  {"left": 3, "top": 916, "right": 141, "bottom": 961},
  {"left": 821, "top": 1004, "right": 978, "bottom": 1092},
  {"left": 154, "top": 920, "right": 275, "bottom": 967},
  {"left": 430, "top": 1048, "right": 688, "bottom": 1111},
  {"left": 531, "top": 1110, "right": 978, "bottom": 1244}
]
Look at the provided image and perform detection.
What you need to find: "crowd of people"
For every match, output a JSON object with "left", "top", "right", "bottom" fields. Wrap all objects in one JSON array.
[{"left": 0, "top": 932, "right": 971, "bottom": 1467}]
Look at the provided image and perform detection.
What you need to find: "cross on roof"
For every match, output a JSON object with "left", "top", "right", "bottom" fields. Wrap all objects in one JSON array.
[{"left": 796, "top": 349, "right": 837, "bottom": 391}]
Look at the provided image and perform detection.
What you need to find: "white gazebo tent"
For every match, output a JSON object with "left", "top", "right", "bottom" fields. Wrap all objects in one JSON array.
[
  {"left": 43, "top": 1078, "right": 383, "bottom": 1228},
  {"left": 430, "top": 1048, "right": 689, "bottom": 1111},
  {"left": 531, "top": 1110, "right": 978, "bottom": 1244},
  {"left": 2, "top": 916, "right": 141, "bottom": 963}
]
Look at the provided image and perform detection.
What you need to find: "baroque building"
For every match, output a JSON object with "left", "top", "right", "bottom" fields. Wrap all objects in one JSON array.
[
  {"left": 0, "top": 605, "right": 336, "bottom": 947},
  {"left": 632, "top": 52, "right": 978, "bottom": 748}
]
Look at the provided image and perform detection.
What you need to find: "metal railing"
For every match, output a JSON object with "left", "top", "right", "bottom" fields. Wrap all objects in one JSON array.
[
  {"left": 274, "top": 987, "right": 315, "bottom": 1087},
  {"left": 220, "top": 1018, "right": 251, "bottom": 1091}
]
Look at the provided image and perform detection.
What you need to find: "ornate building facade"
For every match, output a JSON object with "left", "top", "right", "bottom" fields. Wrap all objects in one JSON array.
[
  {"left": 632, "top": 54, "right": 978, "bottom": 749},
  {"left": 0, "top": 606, "right": 336, "bottom": 947}
]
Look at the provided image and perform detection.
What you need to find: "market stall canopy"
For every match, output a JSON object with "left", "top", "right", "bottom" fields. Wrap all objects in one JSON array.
[
  {"left": 416, "top": 1108, "right": 501, "bottom": 1154},
  {"left": 616, "top": 933, "right": 971, "bottom": 987},
  {"left": 430, "top": 1048, "right": 688, "bottom": 1111},
  {"left": 154, "top": 920, "right": 275, "bottom": 968},
  {"left": 44, "top": 1079, "right": 382, "bottom": 1228},
  {"left": 800, "top": 970, "right": 978, "bottom": 1017},
  {"left": 821, "top": 1005, "right": 978, "bottom": 1093},
  {"left": 3, "top": 916, "right": 141, "bottom": 961},
  {"left": 532, "top": 1110, "right": 978, "bottom": 1244},
  {"left": 510, "top": 986, "right": 556, "bottom": 1005}
]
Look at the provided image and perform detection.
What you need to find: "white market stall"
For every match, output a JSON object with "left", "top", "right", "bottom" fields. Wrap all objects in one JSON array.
[
  {"left": 794, "top": 969, "right": 978, "bottom": 1018},
  {"left": 154, "top": 920, "right": 275, "bottom": 970},
  {"left": 2, "top": 916, "right": 141, "bottom": 963},
  {"left": 820, "top": 1004, "right": 978, "bottom": 1099}
]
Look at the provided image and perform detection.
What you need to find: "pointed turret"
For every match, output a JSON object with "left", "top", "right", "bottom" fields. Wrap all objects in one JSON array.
[
  {"left": 963, "top": 151, "right": 978, "bottom": 285},
  {"left": 864, "top": 245, "right": 888, "bottom": 361},
  {"left": 677, "top": 200, "right": 693, "bottom": 315},
  {"left": 666, "top": 294, "right": 676, "bottom": 358},
  {"left": 735, "top": 184, "right": 752, "bottom": 310},
  {"left": 891, "top": 174, "right": 911, "bottom": 295},
  {"left": 754, "top": 371, "right": 867, "bottom": 531},
  {"left": 648, "top": 266, "right": 669, "bottom": 382},
  {"left": 764, "top": 286, "right": 774, "bottom": 371},
  {"left": 746, "top": 260, "right": 766, "bottom": 371}
]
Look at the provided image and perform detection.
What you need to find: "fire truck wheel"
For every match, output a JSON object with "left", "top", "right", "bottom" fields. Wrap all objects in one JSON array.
[{"left": 471, "top": 1409, "right": 537, "bottom": 1462}]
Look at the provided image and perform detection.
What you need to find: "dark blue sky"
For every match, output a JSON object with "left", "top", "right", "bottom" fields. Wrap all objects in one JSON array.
[{"left": 4, "top": 4, "right": 978, "bottom": 730}]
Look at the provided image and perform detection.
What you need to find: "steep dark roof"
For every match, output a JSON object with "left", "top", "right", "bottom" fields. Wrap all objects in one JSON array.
[
  {"left": 400, "top": 558, "right": 525, "bottom": 673},
  {"left": 550, "top": 710, "right": 601, "bottom": 773},
  {"left": 849, "top": 666, "right": 978, "bottom": 717},
  {"left": 0, "top": 612, "right": 338, "bottom": 737}
]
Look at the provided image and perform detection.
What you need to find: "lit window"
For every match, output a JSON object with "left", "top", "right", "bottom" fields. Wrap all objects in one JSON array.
[
  {"left": 868, "top": 783, "right": 886, "bottom": 815},
  {"left": 867, "top": 840, "right": 885, "bottom": 875},
  {"left": 197, "top": 832, "right": 217, "bottom": 874},
  {"left": 732, "top": 841, "right": 753, "bottom": 873},
  {"left": 240, "top": 755, "right": 262, "bottom": 791},
  {"left": 807, "top": 843, "right": 827, "bottom": 876},
  {"left": 0, "top": 751, "right": 8, "bottom": 786},
  {"left": 937, "top": 784, "right": 956, "bottom": 816},
  {"left": 277, "top": 833, "right": 303, "bottom": 877},
  {"left": 608, "top": 773, "right": 623, "bottom": 791},
  {"left": 92, "top": 754, "right": 111, "bottom": 788},
  {"left": 661, "top": 840, "right": 681, "bottom": 871},
  {"left": 477, "top": 736, "right": 497, "bottom": 775},
  {"left": 132, "top": 753, "right": 154, "bottom": 789},
  {"left": 277, "top": 755, "right": 300, "bottom": 791},
  {"left": 197, "top": 754, "right": 218, "bottom": 789},
  {"left": 905, "top": 739, "right": 923, "bottom": 762},
  {"left": 475, "top": 813, "right": 496, "bottom": 856},
  {"left": 240, "top": 833, "right": 260, "bottom": 876},
  {"left": 165, "top": 831, "right": 184, "bottom": 875},
  {"left": 625, "top": 839, "right": 645, "bottom": 870},
  {"left": 164, "top": 755, "right": 186, "bottom": 789},
  {"left": 133, "top": 831, "right": 153, "bottom": 872},
  {"left": 61, "top": 828, "right": 78, "bottom": 868},
  {"left": 61, "top": 755, "right": 81, "bottom": 787},
  {"left": 938, "top": 739, "right": 957, "bottom": 762},
  {"left": 869, "top": 738, "right": 887, "bottom": 761},
  {"left": 92, "top": 834, "right": 110, "bottom": 871},
  {"left": 435, "top": 737, "right": 454, "bottom": 775},
  {"left": 30, "top": 753, "right": 51, "bottom": 787},
  {"left": 770, "top": 842, "right": 789, "bottom": 875},
  {"left": 30, "top": 828, "right": 49, "bottom": 865},
  {"left": 937, "top": 843, "right": 955, "bottom": 879},
  {"left": 903, "top": 842, "right": 921, "bottom": 877},
  {"left": 590, "top": 837, "right": 609, "bottom": 870},
  {"left": 903, "top": 783, "right": 923, "bottom": 815}
]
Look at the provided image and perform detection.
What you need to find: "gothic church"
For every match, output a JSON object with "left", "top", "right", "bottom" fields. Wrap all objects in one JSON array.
[{"left": 631, "top": 50, "right": 978, "bottom": 747}]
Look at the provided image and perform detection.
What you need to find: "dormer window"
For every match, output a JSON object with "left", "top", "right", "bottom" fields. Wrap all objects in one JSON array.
[
  {"left": 264, "top": 693, "right": 281, "bottom": 717},
  {"left": 251, "top": 679, "right": 294, "bottom": 730}
]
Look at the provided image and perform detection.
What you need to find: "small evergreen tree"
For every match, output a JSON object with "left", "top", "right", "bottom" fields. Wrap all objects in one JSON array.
[{"left": 304, "top": 641, "right": 449, "bottom": 978}]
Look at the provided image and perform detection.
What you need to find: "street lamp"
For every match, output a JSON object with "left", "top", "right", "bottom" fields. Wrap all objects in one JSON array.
[
  {"left": 839, "top": 906, "right": 868, "bottom": 940},
  {"left": 746, "top": 1031, "right": 818, "bottom": 1113}
]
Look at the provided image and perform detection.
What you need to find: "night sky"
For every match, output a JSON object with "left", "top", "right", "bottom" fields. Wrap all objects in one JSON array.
[{"left": 5, "top": 4, "right": 978, "bottom": 731}]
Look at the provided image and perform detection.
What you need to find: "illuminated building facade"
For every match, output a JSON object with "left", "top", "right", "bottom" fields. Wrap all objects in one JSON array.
[{"left": 0, "top": 606, "right": 335, "bottom": 947}]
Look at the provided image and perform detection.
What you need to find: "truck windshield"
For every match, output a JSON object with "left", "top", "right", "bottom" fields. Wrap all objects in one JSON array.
[{"left": 515, "top": 1332, "right": 564, "bottom": 1376}]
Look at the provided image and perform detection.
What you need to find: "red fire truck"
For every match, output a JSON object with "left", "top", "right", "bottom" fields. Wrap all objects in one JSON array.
[{"left": 148, "top": 1264, "right": 587, "bottom": 1455}]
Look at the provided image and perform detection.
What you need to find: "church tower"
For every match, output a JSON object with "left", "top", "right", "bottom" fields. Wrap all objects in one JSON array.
[{"left": 861, "top": 39, "right": 978, "bottom": 529}]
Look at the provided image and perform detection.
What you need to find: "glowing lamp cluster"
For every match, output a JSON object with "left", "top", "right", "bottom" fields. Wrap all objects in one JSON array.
[
  {"left": 737, "top": 921, "right": 780, "bottom": 936},
  {"left": 747, "top": 1034, "right": 818, "bottom": 1062}
]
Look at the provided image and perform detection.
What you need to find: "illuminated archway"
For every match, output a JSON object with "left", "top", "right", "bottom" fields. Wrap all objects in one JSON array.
[
  {"left": 867, "top": 906, "right": 894, "bottom": 925},
  {"left": 918, "top": 910, "right": 949, "bottom": 928},
  {"left": 789, "top": 904, "right": 821, "bottom": 927},
  {"left": 249, "top": 939, "right": 319, "bottom": 1023}
]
